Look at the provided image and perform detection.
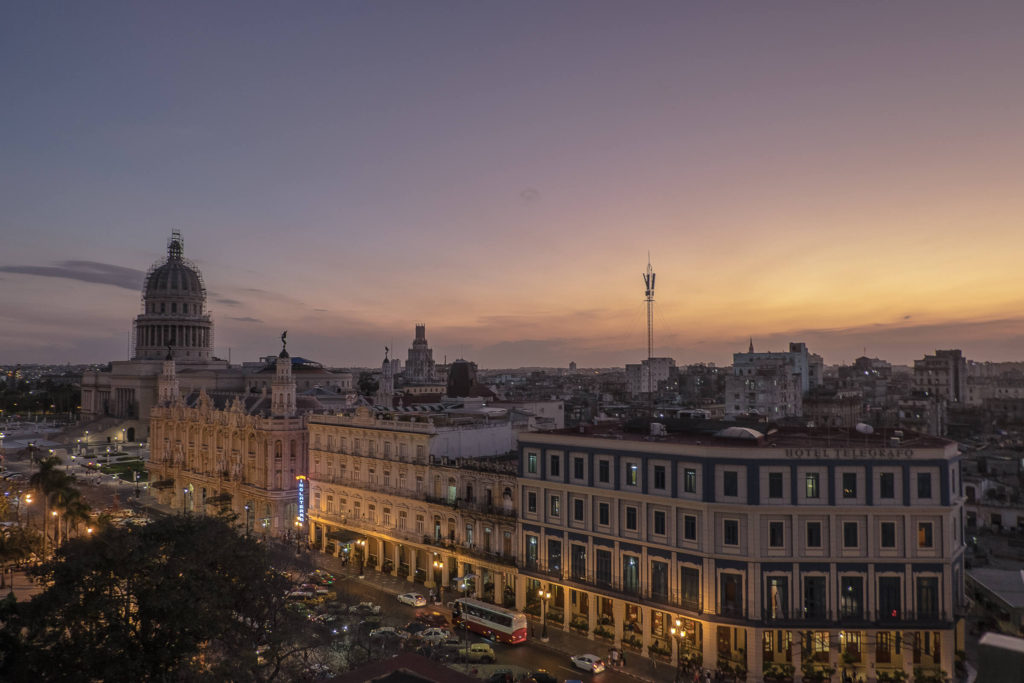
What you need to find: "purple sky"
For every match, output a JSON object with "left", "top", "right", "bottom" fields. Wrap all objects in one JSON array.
[{"left": 3, "top": 2, "right": 1024, "bottom": 368}]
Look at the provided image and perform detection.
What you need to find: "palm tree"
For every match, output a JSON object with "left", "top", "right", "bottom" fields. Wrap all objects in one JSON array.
[
  {"left": 61, "top": 497, "right": 92, "bottom": 540},
  {"left": 29, "top": 456, "right": 74, "bottom": 554}
]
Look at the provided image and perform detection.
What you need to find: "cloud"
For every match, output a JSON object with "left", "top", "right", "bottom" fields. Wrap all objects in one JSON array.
[
  {"left": 0, "top": 261, "right": 144, "bottom": 290},
  {"left": 217, "top": 298, "right": 242, "bottom": 306},
  {"left": 227, "top": 316, "right": 263, "bottom": 323}
]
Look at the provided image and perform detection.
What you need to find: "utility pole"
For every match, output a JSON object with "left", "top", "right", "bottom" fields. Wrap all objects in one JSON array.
[{"left": 643, "top": 256, "right": 656, "bottom": 418}]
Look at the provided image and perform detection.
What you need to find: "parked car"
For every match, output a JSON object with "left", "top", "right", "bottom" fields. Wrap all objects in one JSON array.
[
  {"left": 310, "top": 569, "right": 335, "bottom": 585},
  {"left": 349, "top": 601, "right": 381, "bottom": 615},
  {"left": 286, "top": 589, "right": 315, "bottom": 600},
  {"left": 418, "top": 627, "right": 453, "bottom": 645},
  {"left": 369, "top": 626, "right": 409, "bottom": 640},
  {"left": 397, "top": 592, "right": 428, "bottom": 607},
  {"left": 404, "top": 621, "right": 429, "bottom": 635},
  {"left": 416, "top": 610, "right": 448, "bottom": 627},
  {"left": 570, "top": 654, "right": 605, "bottom": 673},
  {"left": 526, "top": 671, "right": 558, "bottom": 683},
  {"left": 487, "top": 670, "right": 516, "bottom": 683},
  {"left": 456, "top": 643, "right": 495, "bottom": 663}
]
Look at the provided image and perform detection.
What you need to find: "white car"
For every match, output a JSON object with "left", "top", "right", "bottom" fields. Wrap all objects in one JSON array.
[
  {"left": 369, "top": 626, "right": 409, "bottom": 640},
  {"left": 397, "top": 592, "right": 427, "bottom": 607},
  {"left": 418, "top": 627, "right": 452, "bottom": 645},
  {"left": 570, "top": 654, "right": 606, "bottom": 674}
]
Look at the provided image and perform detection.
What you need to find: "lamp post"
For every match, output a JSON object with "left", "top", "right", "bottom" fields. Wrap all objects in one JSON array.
[
  {"left": 538, "top": 586, "right": 551, "bottom": 642},
  {"left": 294, "top": 518, "right": 302, "bottom": 555},
  {"left": 356, "top": 539, "right": 366, "bottom": 578},
  {"left": 671, "top": 618, "right": 687, "bottom": 682},
  {"left": 432, "top": 557, "right": 443, "bottom": 604}
]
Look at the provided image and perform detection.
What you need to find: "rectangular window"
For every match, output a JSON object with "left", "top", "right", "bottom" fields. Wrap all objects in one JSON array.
[
  {"left": 654, "top": 465, "right": 666, "bottom": 490},
  {"left": 878, "top": 576, "right": 901, "bottom": 620},
  {"left": 768, "top": 472, "right": 784, "bottom": 499},
  {"left": 547, "top": 539, "right": 562, "bottom": 573},
  {"left": 918, "top": 522, "right": 933, "bottom": 548},
  {"left": 917, "top": 472, "right": 932, "bottom": 499},
  {"left": 550, "top": 454, "right": 560, "bottom": 478},
  {"left": 684, "top": 514, "right": 697, "bottom": 541},
  {"left": 653, "top": 510, "right": 666, "bottom": 535},
  {"left": 598, "top": 502, "right": 610, "bottom": 526},
  {"left": 723, "top": 470, "right": 738, "bottom": 497},
  {"left": 549, "top": 495, "right": 560, "bottom": 517},
  {"left": 573, "top": 456, "right": 584, "bottom": 479},
  {"left": 805, "top": 472, "right": 820, "bottom": 498},
  {"left": 527, "top": 492, "right": 537, "bottom": 513},
  {"left": 880, "top": 521, "right": 896, "bottom": 548},
  {"left": 651, "top": 560, "right": 669, "bottom": 601},
  {"left": 626, "top": 463, "right": 639, "bottom": 486},
  {"left": 680, "top": 566, "right": 700, "bottom": 610},
  {"left": 842, "top": 472, "right": 857, "bottom": 498},
  {"left": 525, "top": 535, "right": 538, "bottom": 569},
  {"left": 916, "top": 576, "right": 939, "bottom": 619},
  {"left": 840, "top": 576, "right": 864, "bottom": 619},
  {"left": 880, "top": 472, "right": 895, "bottom": 499},
  {"left": 625, "top": 506, "right": 638, "bottom": 531},
  {"left": 622, "top": 556, "right": 640, "bottom": 595},
  {"left": 766, "top": 576, "right": 789, "bottom": 620},
  {"left": 843, "top": 521, "right": 859, "bottom": 548},
  {"left": 598, "top": 460, "right": 610, "bottom": 483},
  {"left": 528, "top": 453, "right": 537, "bottom": 474},
  {"left": 803, "top": 576, "right": 827, "bottom": 619},
  {"left": 573, "top": 498, "right": 584, "bottom": 522},
  {"left": 571, "top": 544, "right": 586, "bottom": 580},
  {"left": 684, "top": 468, "right": 697, "bottom": 493},
  {"left": 769, "top": 521, "right": 784, "bottom": 548},
  {"left": 806, "top": 521, "right": 822, "bottom": 548},
  {"left": 596, "top": 549, "right": 612, "bottom": 586},
  {"left": 720, "top": 573, "right": 744, "bottom": 617},
  {"left": 724, "top": 519, "right": 739, "bottom": 546}
]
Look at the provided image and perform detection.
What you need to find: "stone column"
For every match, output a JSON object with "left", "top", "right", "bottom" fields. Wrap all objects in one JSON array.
[
  {"left": 612, "top": 599, "right": 625, "bottom": 646},
  {"left": 747, "top": 627, "right": 763, "bottom": 683},
  {"left": 514, "top": 573, "right": 527, "bottom": 611},
  {"left": 791, "top": 630, "right": 802, "bottom": 681},
  {"left": 829, "top": 630, "right": 841, "bottom": 679},
  {"left": 392, "top": 544, "right": 401, "bottom": 577},
  {"left": 473, "top": 565, "right": 483, "bottom": 598},
  {"left": 703, "top": 622, "right": 718, "bottom": 676},
  {"left": 493, "top": 572, "right": 504, "bottom": 606},
  {"left": 640, "top": 604, "right": 652, "bottom": 657},
  {"left": 901, "top": 631, "right": 916, "bottom": 682},
  {"left": 408, "top": 547, "right": 417, "bottom": 582},
  {"left": 586, "top": 592, "right": 597, "bottom": 637}
]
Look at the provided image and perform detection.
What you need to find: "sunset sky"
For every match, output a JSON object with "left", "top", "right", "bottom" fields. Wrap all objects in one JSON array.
[{"left": 3, "top": 2, "right": 1024, "bottom": 369}]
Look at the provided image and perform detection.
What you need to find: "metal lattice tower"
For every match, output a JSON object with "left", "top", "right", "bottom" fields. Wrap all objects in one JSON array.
[{"left": 643, "top": 256, "right": 656, "bottom": 415}]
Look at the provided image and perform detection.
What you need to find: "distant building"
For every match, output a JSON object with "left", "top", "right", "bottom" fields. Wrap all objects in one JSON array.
[
  {"left": 625, "top": 357, "right": 676, "bottom": 396},
  {"left": 405, "top": 324, "right": 437, "bottom": 383},
  {"left": 914, "top": 349, "right": 967, "bottom": 403},
  {"left": 725, "top": 341, "right": 823, "bottom": 419}
]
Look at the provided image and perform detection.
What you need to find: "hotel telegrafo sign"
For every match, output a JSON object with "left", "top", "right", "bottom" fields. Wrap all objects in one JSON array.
[{"left": 784, "top": 447, "right": 913, "bottom": 460}]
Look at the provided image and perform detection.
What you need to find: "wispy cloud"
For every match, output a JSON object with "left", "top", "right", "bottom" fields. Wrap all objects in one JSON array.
[
  {"left": 0, "top": 261, "right": 144, "bottom": 290},
  {"left": 217, "top": 298, "right": 242, "bottom": 306},
  {"left": 227, "top": 316, "right": 263, "bottom": 323}
]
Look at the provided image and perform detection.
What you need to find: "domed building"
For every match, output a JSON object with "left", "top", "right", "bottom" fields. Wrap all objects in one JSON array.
[{"left": 132, "top": 232, "right": 213, "bottom": 361}]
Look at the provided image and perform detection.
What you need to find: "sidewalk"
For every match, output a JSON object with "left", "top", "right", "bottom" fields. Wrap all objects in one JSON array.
[{"left": 310, "top": 554, "right": 668, "bottom": 683}]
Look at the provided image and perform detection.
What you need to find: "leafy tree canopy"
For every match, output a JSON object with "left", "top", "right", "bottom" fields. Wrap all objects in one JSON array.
[{"left": 0, "top": 514, "right": 322, "bottom": 682}]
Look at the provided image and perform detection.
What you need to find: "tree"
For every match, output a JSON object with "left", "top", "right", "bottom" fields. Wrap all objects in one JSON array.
[
  {"left": 28, "top": 456, "right": 74, "bottom": 553},
  {"left": 0, "top": 514, "right": 325, "bottom": 681},
  {"left": 357, "top": 371, "right": 379, "bottom": 396},
  {"left": 0, "top": 525, "right": 39, "bottom": 591}
]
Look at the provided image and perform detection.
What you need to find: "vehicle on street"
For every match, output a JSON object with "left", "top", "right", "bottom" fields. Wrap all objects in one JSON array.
[
  {"left": 310, "top": 569, "right": 335, "bottom": 585},
  {"left": 348, "top": 601, "right": 381, "bottom": 615},
  {"left": 397, "top": 592, "right": 428, "bottom": 607},
  {"left": 286, "top": 589, "right": 315, "bottom": 600},
  {"left": 417, "top": 627, "right": 453, "bottom": 645},
  {"left": 452, "top": 597, "right": 528, "bottom": 644},
  {"left": 570, "top": 654, "right": 605, "bottom": 673},
  {"left": 456, "top": 642, "right": 495, "bottom": 663},
  {"left": 416, "top": 610, "right": 449, "bottom": 627},
  {"left": 486, "top": 670, "right": 516, "bottom": 683},
  {"left": 369, "top": 626, "right": 409, "bottom": 640},
  {"left": 404, "top": 620, "right": 429, "bottom": 635},
  {"left": 526, "top": 671, "right": 558, "bottom": 683}
]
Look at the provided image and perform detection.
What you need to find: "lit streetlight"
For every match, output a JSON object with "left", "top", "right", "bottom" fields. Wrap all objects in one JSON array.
[
  {"left": 356, "top": 539, "right": 366, "bottom": 578},
  {"left": 538, "top": 587, "right": 552, "bottom": 642},
  {"left": 671, "top": 618, "right": 688, "bottom": 682}
]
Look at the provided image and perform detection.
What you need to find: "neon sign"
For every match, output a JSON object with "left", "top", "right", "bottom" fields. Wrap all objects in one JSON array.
[{"left": 296, "top": 475, "right": 307, "bottom": 523}]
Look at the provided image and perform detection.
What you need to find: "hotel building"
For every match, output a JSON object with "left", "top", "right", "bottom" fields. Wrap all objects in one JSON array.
[
  {"left": 516, "top": 423, "right": 965, "bottom": 682},
  {"left": 305, "top": 407, "right": 519, "bottom": 604}
]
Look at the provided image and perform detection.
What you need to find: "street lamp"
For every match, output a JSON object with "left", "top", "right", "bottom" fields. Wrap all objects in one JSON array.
[
  {"left": 294, "top": 518, "right": 302, "bottom": 555},
  {"left": 356, "top": 539, "right": 366, "bottom": 578},
  {"left": 671, "top": 618, "right": 687, "bottom": 682},
  {"left": 538, "top": 587, "right": 552, "bottom": 641},
  {"left": 432, "top": 557, "right": 443, "bottom": 604}
]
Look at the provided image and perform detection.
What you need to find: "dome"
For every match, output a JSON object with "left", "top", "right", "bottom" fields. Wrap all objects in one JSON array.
[{"left": 143, "top": 234, "right": 205, "bottom": 300}]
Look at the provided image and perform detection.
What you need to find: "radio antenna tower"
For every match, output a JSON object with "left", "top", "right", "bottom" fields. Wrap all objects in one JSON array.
[{"left": 643, "top": 255, "right": 656, "bottom": 417}]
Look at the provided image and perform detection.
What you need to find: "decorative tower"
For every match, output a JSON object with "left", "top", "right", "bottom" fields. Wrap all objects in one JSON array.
[
  {"left": 158, "top": 344, "right": 180, "bottom": 405},
  {"left": 375, "top": 347, "right": 395, "bottom": 408},
  {"left": 405, "top": 323, "right": 436, "bottom": 383},
  {"left": 271, "top": 331, "right": 296, "bottom": 417}
]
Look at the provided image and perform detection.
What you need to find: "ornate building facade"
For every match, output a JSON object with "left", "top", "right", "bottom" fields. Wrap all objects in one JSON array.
[
  {"left": 305, "top": 408, "right": 517, "bottom": 604},
  {"left": 147, "top": 344, "right": 313, "bottom": 538},
  {"left": 405, "top": 324, "right": 437, "bottom": 384}
]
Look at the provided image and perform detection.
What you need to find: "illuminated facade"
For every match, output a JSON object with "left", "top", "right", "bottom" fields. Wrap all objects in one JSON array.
[
  {"left": 516, "top": 425, "right": 965, "bottom": 682},
  {"left": 306, "top": 408, "right": 518, "bottom": 605},
  {"left": 147, "top": 347, "right": 310, "bottom": 538}
]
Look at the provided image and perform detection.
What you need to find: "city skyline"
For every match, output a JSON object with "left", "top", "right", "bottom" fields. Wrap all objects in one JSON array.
[{"left": 3, "top": 2, "right": 1024, "bottom": 368}]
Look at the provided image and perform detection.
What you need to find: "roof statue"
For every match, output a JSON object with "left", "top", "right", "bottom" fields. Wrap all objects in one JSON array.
[{"left": 279, "top": 330, "right": 289, "bottom": 358}]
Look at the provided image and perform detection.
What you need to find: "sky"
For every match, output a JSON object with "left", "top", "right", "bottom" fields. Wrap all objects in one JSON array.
[{"left": 3, "top": 1, "right": 1024, "bottom": 369}]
